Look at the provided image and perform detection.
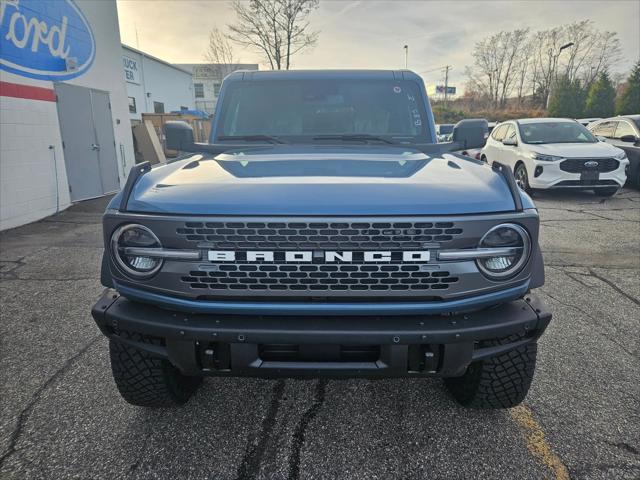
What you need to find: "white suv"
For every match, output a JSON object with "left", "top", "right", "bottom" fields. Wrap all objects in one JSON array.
[{"left": 481, "top": 118, "right": 628, "bottom": 196}]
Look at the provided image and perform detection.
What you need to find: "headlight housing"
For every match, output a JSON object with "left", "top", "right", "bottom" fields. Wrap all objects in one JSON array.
[
  {"left": 110, "top": 224, "right": 163, "bottom": 278},
  {"left": 527, "top": 151, "right": 564, "bottom": 162},
  {"left": 476, "top": 223, "right": 531, "bottom": 280},
  {"left": 614, "top": 150, "right": 627, "bottom": 161}
]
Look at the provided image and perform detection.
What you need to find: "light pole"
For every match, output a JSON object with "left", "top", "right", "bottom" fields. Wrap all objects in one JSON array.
[
  {"left": 404, "top": 45, "right": 408, "bottom": 69},
  {"left": 546, "top": 42, "right": 574, "bottom": 109}
]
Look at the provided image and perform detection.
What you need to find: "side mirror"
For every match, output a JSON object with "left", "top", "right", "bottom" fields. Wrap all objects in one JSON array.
[
  {"left": 619, "top": 134, "right": 638, "bottom": 143},
  {"left": 596, "top": 136, "right": 606, "bottom": 142},
  {"left": 452, "top": 119, "right": 488, "bottom": 149},
  {"left": 502, "top": 137, "right": 517, "bottom": 146},
  {"left": 165, "top": 121, "right": 194, "bottom": 151}
]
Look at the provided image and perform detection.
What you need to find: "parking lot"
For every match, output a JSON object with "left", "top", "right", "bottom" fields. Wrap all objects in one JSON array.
[{"left": 0, "top": 189, "right": 638, "bottom": 480}]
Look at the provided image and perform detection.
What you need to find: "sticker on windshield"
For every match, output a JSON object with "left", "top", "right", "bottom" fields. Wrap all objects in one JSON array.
[{"left": 393, "top": 86, "right": 402, "bottom": 93}]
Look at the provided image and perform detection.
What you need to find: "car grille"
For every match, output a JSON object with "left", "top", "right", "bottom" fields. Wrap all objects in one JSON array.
[
  {"left": 176, "top": 221, "right": 464, "bottom": 250},
  {"left": 180, "top": 264, "right": 459, "bottom": 293},
  {"left": 559, "top": 158, "right": 619, "bottom": 173}
]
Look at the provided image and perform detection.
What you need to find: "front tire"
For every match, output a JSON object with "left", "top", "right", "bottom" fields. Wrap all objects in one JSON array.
[
  {"left": 593, "top": 187, "right": 619, "bottom": 197},
  {"left": 444, "top": 336, "right": 537, "bottom": 409},
  {"left": 514, "top": 163, "right": 531, "bottom": 193},
  {"left": 109, "top": 332, "right": 202, "bottom": 408}
]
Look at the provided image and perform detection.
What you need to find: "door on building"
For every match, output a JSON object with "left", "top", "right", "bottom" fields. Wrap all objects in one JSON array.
[{"left": 54, "top": 83, "right": 120, "bottom": 201}]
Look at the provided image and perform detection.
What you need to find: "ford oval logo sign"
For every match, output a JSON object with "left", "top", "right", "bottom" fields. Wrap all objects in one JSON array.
[
  {"left": 0, "top": 0, "right": 95, "bottom": 81},
  {"left": 584, "top": 161, "right": 599, "bottom": 168}
]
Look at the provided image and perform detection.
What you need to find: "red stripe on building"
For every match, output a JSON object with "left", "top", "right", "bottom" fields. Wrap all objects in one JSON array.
[{"left": 0, "top": 81, "right": 56, "bottom": 102}]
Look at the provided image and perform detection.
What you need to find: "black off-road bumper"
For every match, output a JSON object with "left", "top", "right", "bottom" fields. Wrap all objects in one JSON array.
[{"left": 92, "top": 289, "right": 551, "bottom": 379}]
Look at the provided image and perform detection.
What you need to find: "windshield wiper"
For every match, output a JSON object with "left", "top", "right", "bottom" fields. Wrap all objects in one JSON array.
[
  {"left": 218, "top": 135, "right": 287, "bottom": 144},
  {"left": 312, "top": 134, "right": 397, "bottom": 145}
]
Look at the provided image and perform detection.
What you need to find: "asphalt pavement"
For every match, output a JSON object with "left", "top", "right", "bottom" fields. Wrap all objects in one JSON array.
[{"left": 0, "top": 189, "right": 638, "bottom": 480}]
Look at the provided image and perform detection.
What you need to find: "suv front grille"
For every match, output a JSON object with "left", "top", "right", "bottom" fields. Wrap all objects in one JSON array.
[
  {"left": 180, "top": 264, "right": 459, "bottom": 292},
  {"left": 176, "top": 221, "right": 463, "bottom": 250},
  {"left": 559, "top": 158, "right": 619, "bottom": 173}
]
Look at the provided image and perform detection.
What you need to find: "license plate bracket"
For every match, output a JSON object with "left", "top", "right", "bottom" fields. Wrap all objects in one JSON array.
[{"left": 580, "top": 170, "right": 599, "bottom": 184}]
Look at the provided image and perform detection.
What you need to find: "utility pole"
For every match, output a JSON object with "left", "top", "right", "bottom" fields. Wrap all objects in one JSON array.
[
  {"left": 404, "top": 45, "right": 408, "bottom": 69},
  {"left": 443, "top": 65, "right": 451, "bottom": 107}
]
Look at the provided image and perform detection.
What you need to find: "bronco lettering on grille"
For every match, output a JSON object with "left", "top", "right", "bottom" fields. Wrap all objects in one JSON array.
[{"left": 207, "top": 251, "right": 431, "bottom": 263}]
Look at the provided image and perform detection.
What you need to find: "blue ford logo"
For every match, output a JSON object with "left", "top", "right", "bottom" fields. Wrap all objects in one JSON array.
[{"left": 0, "top": 0, "right": 95, "bottom": 81}]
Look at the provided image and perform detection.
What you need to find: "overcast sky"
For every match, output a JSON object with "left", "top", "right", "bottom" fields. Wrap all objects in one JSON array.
[{"left": 117, "top": 0, "right": 640, "bottom": 89}]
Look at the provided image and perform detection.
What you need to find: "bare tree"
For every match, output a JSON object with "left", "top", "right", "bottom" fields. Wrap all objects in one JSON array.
[
  {"left": 529, "top": 21, "right": 623, "bottom": 106},
  {"left": 465, "top": 29, "right": 529, "bottom": 109},
  {"left": 203, "top": 27, "right": 238, "bottom": 78},
  {"left": 467, "top": 21, "right": 624, "bottom": 109},
  {"left": 227, "top": 0, "right": 319, "bottom": 70}
]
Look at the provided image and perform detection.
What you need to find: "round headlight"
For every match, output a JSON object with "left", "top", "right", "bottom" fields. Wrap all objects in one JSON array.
[
  {"left": 111, "top": 224, "right": 163, "bottom": 278},
  {"left": 476, "top": 223, "right": 531, "bottom": 280}
]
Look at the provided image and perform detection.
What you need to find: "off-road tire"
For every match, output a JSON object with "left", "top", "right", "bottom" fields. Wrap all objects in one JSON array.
[
  {"left": 444, "top": 335, "right": 537, "bottom": 409},
  {"left": 593, "top": 187, "right": 618, "bottom": 197},
  {"left": 109, "top": 332, "right": 202, "bottom": 408}
]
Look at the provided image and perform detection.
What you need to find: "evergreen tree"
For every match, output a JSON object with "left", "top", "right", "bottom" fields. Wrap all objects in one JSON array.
[
  {"left": 585, "top": 72, "right": 616, "bottom": 117},
  {"left": 548, "top": 76, "right": 585, "bottom": 118},
  {"left": 616, "top": 61, "right": 640, "bottom": 115}
]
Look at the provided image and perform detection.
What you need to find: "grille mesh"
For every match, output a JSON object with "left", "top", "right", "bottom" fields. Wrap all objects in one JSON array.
[
  {"left": 180, "top": 264, "right": 458, "bottom": 292},
  {"left": 176, "top": 221, "right": 463, "bottom": 250},
  {"left": 559, "top": 158, "right": 619, "bottom": 173}
]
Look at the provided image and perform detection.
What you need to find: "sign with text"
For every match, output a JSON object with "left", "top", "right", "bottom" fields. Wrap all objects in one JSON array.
[
  {"left": 123, "top": 55, "right": 140, "bottom": 84},
  {"left": 0, "top": 0, "right": 95, "bottom": 80}
]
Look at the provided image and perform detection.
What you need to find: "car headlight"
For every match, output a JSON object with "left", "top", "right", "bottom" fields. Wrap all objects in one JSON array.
[
  {"left": 476, "top": 224, "right": 531, "bottom": 280},
  {"left": 614, "top": 151, "right": 627, "bottom": 161},
  {"left": 527, "top": 151, "right": 564, "bottom": 162},
  {"left": 110, "top": 224, "right": 163, "bottom": 278}
]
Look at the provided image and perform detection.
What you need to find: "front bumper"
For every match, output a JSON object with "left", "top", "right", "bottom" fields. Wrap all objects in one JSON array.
[
  {"left": 528, "top": 158, "right": 628, "bottom": 189},
  {"left": 92, "top": 289, "right": 551, "bottom": 379}
]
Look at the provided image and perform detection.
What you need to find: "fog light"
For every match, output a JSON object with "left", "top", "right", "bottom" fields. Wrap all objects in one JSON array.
[{"left": 534, "top": 166, "right": 543, "bottom": 177}]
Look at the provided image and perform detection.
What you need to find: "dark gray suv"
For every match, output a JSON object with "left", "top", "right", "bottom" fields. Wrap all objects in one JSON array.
[{"left": 589, "top": 115, "right": 640, "bottom": 187}]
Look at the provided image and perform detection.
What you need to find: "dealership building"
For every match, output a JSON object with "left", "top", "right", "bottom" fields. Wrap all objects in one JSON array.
[
  {"left": 0, "top": 0, "right": 135, "bottom": 230},
  {"left": 122, "top": 45, "right": 195, "bottom": 122}
]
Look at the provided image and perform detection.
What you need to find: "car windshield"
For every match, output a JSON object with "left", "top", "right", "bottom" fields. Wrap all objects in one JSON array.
[
  {"left": 438, "top": 124, "right": 454, "bottom": 134},
  {"left": 518, "top": 121, "right": 597, "bottom": 144},
  {"left": 217, "top": 79, "right": 430, "bottom": 142}
]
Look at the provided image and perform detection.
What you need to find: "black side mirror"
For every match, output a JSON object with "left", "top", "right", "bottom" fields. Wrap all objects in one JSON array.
[
  {"left": 619, "top": 134, "right": 638, "bottom": 143},
  {"left": 165, "top": 121, "right": 195, "bottom": 151},
  {"left": 452, "top": 119, "right": 489, "bottom": 149}
]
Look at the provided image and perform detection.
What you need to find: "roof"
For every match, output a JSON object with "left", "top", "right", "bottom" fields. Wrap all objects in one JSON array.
[
  {"left": 227, "top": 69, "right": 422, "bottom": 82},
  {"left": 122, "top": 45, "right": 192, "bottom": 75},
  {"left": 516, "top": 118, "right": 578, "bottom": 125}
]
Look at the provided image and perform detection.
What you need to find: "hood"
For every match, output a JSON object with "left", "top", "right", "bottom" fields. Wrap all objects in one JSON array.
[
  {"left": 526, "top": 141, "right": 623, "bottom": 158},
  {"left": 124, "top": 145, "right": 523, "bottom": 215}
]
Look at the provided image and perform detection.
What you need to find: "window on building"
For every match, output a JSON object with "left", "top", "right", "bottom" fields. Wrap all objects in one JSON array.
[
  {"left": 128, "top": 96, "right": 136, "bottom": 114},
  {"left": 194, "top": 83, "right": 204, "bottom": 98},
  {"left": 180, "top": 106, "right": 188, "bottom": 111},
  {"left": 153, "top": 101, "right": 165, "bottom": 113},
  {"left": 213, "top": 82, "right": 221, "bottom": 96}
]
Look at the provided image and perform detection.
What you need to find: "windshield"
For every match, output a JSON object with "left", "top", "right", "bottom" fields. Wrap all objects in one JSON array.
[
  {"left": 438, "top": 124, "right": 454, "bottom": 134},
  {"left": 216, "top": 79, "right": 430, "bottom": 142},
  {"left": 518, "top": 121, "right": 597, "bottom": 144}
]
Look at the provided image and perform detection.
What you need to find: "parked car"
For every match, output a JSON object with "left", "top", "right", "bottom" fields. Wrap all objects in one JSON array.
[
  {"left": 435, "top": 123, "right": 454, "bottom": 142},
  {"left": 587, "top": 115, "right": 640, "bottom": 188},
  {"left": 577, "top": 117, "right": 602, "bottom": 127},
  {"left": 92, "top": 70, "right": 551, "bottom": 410},
  {"left": 481, "top": 118, "right": 628, "bottom": 196}
]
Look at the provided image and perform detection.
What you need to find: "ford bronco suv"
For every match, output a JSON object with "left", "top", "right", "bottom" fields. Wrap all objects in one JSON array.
[{"left": 92, "top": 70, "right": 550, "bottom": 409}]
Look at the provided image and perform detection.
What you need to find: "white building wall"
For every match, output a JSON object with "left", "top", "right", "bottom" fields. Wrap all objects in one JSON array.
[
  {"left": 123, "top": 46, "right": 194, "bottom": 121},
  {"left": 0, "top": 0, "right": 135, "bottom": 230}
]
